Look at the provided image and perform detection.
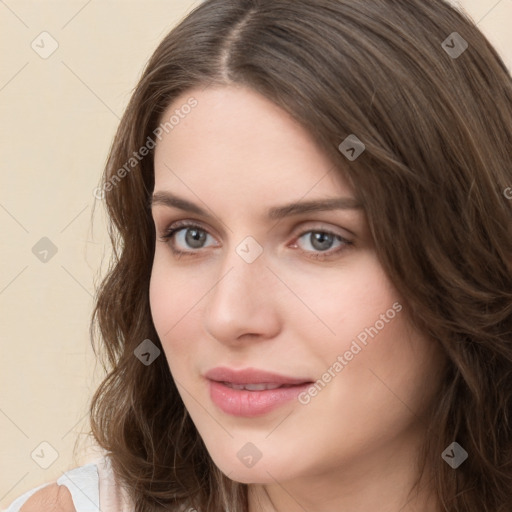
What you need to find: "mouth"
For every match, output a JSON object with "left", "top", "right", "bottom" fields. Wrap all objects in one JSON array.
[
  {"left": 204, "top": 366, "right": 313, "bottom": 386},
  {"left": 204, "top": 367, "right": 314, "bottom": 417},
  {"left": 220, "top": 382, "right": 301, "bottom": 391}
]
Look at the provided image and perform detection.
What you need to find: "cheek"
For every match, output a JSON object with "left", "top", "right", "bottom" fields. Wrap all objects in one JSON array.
[
  {"left": 148, "top": 256, "right": 208, "bottom": 362},
  {"left": 302, "top": 258, "right": 439, "bottom": 427},
  {"left": 150, "top": 253, "right": 196, "bottom": 329},
  {"left": 289, "top": 251, "right": 400, "bottom": 354},
  {"left": 149, "top": 260, "right": 176, "bottom": 336}
]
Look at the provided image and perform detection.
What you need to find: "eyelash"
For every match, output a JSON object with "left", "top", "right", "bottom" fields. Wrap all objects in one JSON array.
[{"left": 158, "top": 220, "right": 353, "bottom": 261}]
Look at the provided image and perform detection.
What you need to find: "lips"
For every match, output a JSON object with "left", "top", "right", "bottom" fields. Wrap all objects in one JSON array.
[
  {"left": 204, "top": 367, "right": 313, "bottom": 417},
  {"left": 204, "top": 366, "right": 312, "bottom": 386},
  {"left": 223, "top": 382, "right": 285, "bottom": 391}
]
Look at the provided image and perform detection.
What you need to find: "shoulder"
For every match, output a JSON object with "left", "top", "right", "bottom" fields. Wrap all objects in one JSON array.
[
  {"left": 19, "top": 483, "right": 75, "bottom": 512},
  {"left": 5, "top": 456, "right": 129, "bottom": 512}
]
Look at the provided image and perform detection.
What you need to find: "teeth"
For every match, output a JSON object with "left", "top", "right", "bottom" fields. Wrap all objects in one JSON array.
[{"left": 223, "top": 382, "right": 283, "bottom": 391}]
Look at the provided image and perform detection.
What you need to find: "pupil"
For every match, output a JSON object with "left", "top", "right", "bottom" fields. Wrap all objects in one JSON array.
[
  {"left": 186, "top": 228, "right": 206, "bottom": 248},
  {"left": 311, "top": 232, "right": 333, "bottom": 251}
]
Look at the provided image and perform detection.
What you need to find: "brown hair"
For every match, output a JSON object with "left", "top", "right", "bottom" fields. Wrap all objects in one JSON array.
[{"left": 88, "top": 0, "right": 512, "bottom": 510}]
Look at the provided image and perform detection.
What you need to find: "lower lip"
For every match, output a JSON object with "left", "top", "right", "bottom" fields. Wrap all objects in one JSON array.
[{"left": 208, "top": 380, "right": 311, "bottom": 417}]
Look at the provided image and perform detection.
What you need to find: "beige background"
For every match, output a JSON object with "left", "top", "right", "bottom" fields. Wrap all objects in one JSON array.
[{"left": 0, "top": 0, "right": 511, "bottom": 508}]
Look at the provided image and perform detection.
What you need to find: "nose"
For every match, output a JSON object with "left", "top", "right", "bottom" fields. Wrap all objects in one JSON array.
[{"left": 204, "top": 248, "right": 281, "bottom": 346}]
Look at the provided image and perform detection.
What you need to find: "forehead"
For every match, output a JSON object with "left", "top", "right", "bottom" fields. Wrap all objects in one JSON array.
[{"left": 153, "top": 85, "right": 354, "bottom": 202}]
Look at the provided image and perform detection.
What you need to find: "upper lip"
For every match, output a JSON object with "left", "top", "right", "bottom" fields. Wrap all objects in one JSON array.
[{"left": 205, "top": 366, "right": 313, "bottom": 385}]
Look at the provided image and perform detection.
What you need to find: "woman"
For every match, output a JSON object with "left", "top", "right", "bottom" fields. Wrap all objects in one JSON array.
[{"left": 7, "top": 0, "right": 512, "bottom": 510}]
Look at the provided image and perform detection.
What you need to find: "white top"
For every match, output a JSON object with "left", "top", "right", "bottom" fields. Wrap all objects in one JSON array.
[{"left": 3, "top": 456, "right": 134, "bottom": 512}]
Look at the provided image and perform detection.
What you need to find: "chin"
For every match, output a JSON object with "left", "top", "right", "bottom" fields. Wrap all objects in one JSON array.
[
  {"left": 225, "top": 471, "right": 266, "bottom": 484},
  {"left": 218, "top": 466, "right": 277, "bottom": 485},
  {"left": 207, "top": 447, "right": 301, "bottom": 485}
]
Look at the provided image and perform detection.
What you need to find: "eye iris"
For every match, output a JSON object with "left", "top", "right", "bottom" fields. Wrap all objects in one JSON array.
[
  {"left": 185, "top": 228, "right": 207, "bottom": 248},
  {"left": 310, "top": 231, "right": 334, "bottom": 251}
]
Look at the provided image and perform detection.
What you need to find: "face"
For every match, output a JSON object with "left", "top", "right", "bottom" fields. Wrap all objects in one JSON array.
[{"left": 149, "top": 85, "right": 444, "bottom": 488}]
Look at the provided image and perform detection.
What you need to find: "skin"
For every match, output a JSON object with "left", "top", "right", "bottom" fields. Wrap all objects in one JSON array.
[
  {"left": 149, "top": 84, "right": 446, "bottom": 512},
  {"left": 20, "top": 484, "right": 75, "bottom": 512}
]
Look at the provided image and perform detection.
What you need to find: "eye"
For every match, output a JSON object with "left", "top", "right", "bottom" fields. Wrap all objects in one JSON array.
[
  {"left": 299, "top": 231, "right": 339, "bottom": 251},
  {"left": 292, "top": 229, "right": 351, "bottom": 259},
  {"left": 158, "top": 221, "right": 352, "bottom": 261},
  {"left": 159, "top": 221, "right": 218, "bottom": 255}
]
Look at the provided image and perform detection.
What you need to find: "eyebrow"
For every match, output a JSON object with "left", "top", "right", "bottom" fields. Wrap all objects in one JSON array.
[{"left": 150, "top": 191, "right": 362, "bottom": 220}]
